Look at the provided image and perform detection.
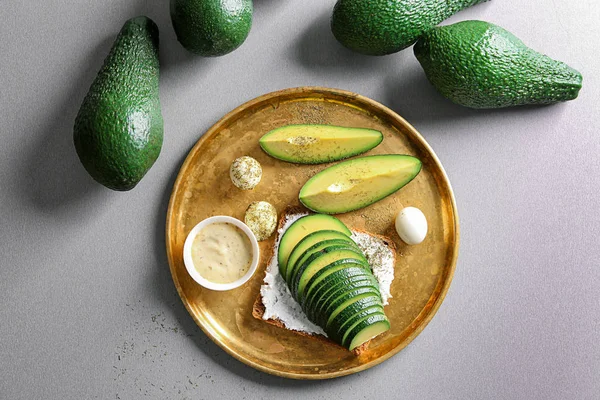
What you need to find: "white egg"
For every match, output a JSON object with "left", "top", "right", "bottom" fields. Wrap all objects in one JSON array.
[{"left": 395, "top": 207, "right": 428, "bottom": 245}]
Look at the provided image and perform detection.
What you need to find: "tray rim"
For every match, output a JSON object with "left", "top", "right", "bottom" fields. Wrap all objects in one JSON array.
[{"left": 165, "top": 86, "right": 460, "bottom": 380}]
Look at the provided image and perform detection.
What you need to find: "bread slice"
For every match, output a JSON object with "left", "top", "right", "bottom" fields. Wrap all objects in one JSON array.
[{"left": 252, "top": 205, "right": 396, "bottom": 355}]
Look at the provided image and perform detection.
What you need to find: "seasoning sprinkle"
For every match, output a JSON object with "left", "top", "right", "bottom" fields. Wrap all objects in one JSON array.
[
  {"left": 230, "top": 156, "right": 262, "bottom": 190},
  {"left": 244, "top": 201, "right": 277, "bottom": 241}
]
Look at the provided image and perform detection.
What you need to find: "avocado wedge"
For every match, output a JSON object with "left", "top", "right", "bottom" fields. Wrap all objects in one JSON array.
[
  {"left": 259, "top": 124, "right": 383, "bottom": 164},
  {"left": 299, "top": 155, "right": 422, "bottom": 214}
]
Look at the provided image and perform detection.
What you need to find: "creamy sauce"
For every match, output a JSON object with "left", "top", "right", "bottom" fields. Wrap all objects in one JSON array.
[{"left": 191, "top": 223, "right": 253, "bottom": 284}]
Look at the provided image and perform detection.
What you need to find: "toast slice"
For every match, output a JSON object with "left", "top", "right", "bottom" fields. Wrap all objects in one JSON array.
[{"left": 252, "top": 205, "right": 396, "bottom": 355}]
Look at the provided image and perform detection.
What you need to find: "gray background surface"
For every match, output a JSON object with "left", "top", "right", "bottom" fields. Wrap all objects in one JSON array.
[{"left": 1, "top": 1, "right": 599, "bottom": 399}]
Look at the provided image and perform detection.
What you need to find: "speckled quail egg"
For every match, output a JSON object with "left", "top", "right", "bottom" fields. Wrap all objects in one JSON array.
[
  {"left": 244, "top": 201, "right": 277, "bottom": 241},
  {"left": 230, "top": 156, "right": 262, "bottom": 190},
  {"left": 395, "top": 206, "right": 428, "bottom": 245}
]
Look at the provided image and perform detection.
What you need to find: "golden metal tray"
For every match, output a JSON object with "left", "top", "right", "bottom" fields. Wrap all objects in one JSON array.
[{"left": 166, "top": 87, "right": 459, "bottom": 379}]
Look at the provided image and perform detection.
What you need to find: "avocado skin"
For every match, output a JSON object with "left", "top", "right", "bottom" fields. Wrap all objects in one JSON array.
[
  {"left": 74, "top": 16, "right": 163, "bottom": 191},
  {"left": 413, "top": 21, "right": 583, "bottom": 109},
  {"left": 331, "top": 0, "right": 488, "bottom": 56},
  {"left": 171, "top": 0, "right": 253, "bottom": 56}
]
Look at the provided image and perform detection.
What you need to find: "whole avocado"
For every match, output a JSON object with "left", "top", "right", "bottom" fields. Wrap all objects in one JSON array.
[
  {"left": 171, "top": 0, "right": 253, "bottom": 56},
  {"left": 331, "top": 0, "right": 488, "bottom": 56},
  {"left": 413, "top": 21, "right": 583, "bottom": 108},
  {"left": 73, "top": 16, "right": 163, "bottom": 191}
]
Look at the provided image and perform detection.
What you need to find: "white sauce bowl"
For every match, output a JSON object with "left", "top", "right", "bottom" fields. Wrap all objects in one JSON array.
[{"left": 183, "top": 216, "right": 260, "bottom": 291}]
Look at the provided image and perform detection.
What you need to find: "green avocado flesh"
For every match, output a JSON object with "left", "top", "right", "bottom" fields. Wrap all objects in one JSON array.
[
  {"left": 310, "top": 279, "right": 380, "bottom": 325},
  {"left": 299, "top": 155, "right": 422, "bottom": 214},
  {"left": 170, "top": 0, "right": 253, "bottom": 56},
  {"left": 297, "top": 259, "right": 371, "bottom": 305},
  {"left": 286, "top": 238, "right": 366, "bottom": 282},
  {"left": 286, "top": 238, "right": 359, "bottom": 283},
  {"left": 320, "top": 294, "right": 383, "bottom": 330},
  {"left": 328, "top": 305, "right": 385, "bottom": 343},
  {"left": 324, "top": 293, "right": 382, "bottom": 329},
  {"left": 285, "top": 230, "right": 357, "bottom": 282},
  {"left": 413, "top": 20, "right": 583, "bottom": 108},
  {"left": 74, "top": 16, "right": 163, "bottom": 191},
  {"left": 331, "top": 0, "right": 488, "bottom": 56},
  {"left": 278, "top": 214, "right": 350, "bottom": 277},
  {"left": 344, "top": 315, "right": 390, "bottom": 350},
  {"left": 294, "top": 256, "right": 370, "bottom": 308},
  {"left": 302, "top": 266, "right": 371, "bottom": 311},
  {"left": 259, "top": 124, "right": 383, "bottom": 164},
  {"left": 303, "top": 271, "right": 376, "bottom": 314},
  {"left": 290, "top": 248, "right": 367, "bottom": 300}
]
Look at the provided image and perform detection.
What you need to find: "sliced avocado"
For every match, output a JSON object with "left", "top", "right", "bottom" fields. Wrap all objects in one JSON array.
[
  {"left": 286, "top": 238, "right": 359, "bottom": 283},
  {"left": 331, "top": 0, "right": 488, "bottom": 56},
  {"left": 290, "top": 247, "right": 368, "bottom": 300},
  {"left": 310, "top": 274, "right": 378, "bottom": 310},
  {"left": 300, "top": 259, "right": 373, "bottom": 305},
  {"left": 298, "top": 259, "right": 370, "bottom": 305},
  {"left": 343, "top": 314, "right": 390, "bottom": 350},
  {"left": 170, "top": 0, "right": 253, "bottom": 56},
  {"left": 285, "top": 230, "right": 358, "bottom": 282},
  {"left": 327, "top": 305, "right": 385, "bottom": 343},
  {"left": 316, "top": 292, "right": 382, "bottom": 329},
  {"left": 323, "top": 293, "right": 382, "bottom": 329},
  {"left": 309, "top": 277, "right": 380, "bottom": 324},
  {"left": 413, "top": 21, "right": 583, "bottom": 108},
  {"left": 287, "top": 240, "right": 362, "bottom": 285},
  {"left": 278, "top": 214, "right": 351, "bottom": 277},
  {"left": 304, "top": 271, "right": 376, "bottom": 314},
  {"left": 302, "top": 266, "right": 371, "bottom": 311},
  {"left": 74, "top": 16, "right": 163, "bottom": 191},
  {"left": 299, "top": 155, "right": 422, "bottom": 214},
  {"left": 259, "top": 124, "right": 383, "bottom": 164}
]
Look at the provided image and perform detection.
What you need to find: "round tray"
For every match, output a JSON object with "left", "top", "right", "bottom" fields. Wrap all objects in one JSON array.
[{"left": 166, "top": 87, "right": 459, "bottom": 379}]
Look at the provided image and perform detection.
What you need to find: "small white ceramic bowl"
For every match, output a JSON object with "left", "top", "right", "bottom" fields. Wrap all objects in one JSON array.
[{"left": 183, "top": 216, "right": 260, "bottom": 291}]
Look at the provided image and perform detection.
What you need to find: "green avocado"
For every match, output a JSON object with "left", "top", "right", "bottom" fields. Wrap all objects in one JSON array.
[
  {"left": 326, "top": 305, "right": 384, "bottom": 344},
  {"left": 331, "top": 0, "right": 488, "bottom": 56},
  {"left": 73, "top": 16, "right": 163, "bottom": 191},
  {"left": 299, "top": 155, "right": 422, "bottom": 215},
  {"left": 285, "top": 230, "right": 358, "bottom": 283},
  {"left": 259, "top": 124, "right": 383, "bottom": 164},
  {"left": 343, "top": 313, "right": 390, "bottom": 350},
  {"left": 277, "top": 214, "right": 351, "bottom": 278},
  {"left": 285, "top": 238, "right": 359, "bottom": 284},
  {"left": 170, "top": 0, "right": 253, "bottom": 56},
  {"left": 413, "top": 20, "right": 583, "bottom": 108},
  {"left": 303, "top": 271, "right": 376, "bottom": 317},
  {"left": 290, "top": 247, "right": 368, "bottom": 301}
]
